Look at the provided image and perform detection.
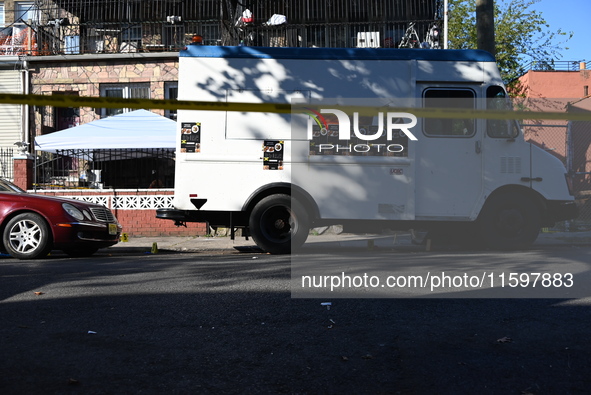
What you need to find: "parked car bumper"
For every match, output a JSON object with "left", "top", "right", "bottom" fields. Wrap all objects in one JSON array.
[{"left": 52, "top": 221, "right": 122, "bottom": 249}]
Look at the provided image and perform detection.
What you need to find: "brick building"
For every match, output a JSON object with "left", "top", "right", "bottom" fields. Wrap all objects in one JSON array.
[
  {"left": 516, "top": 61, "right": 589, "bottom": 169},
  {"left": 517, "top": 61, "right": 591, "bottom": 223}
]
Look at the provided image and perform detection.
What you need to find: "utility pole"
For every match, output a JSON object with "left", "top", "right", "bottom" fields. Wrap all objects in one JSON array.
[{"left": 476, "top": 0, "right": 495, "bottom": 56}]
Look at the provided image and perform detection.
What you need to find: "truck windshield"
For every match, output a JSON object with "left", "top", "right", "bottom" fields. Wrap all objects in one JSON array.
[{"left": 486, "top": 85, "right": 519, "bottom": 139}]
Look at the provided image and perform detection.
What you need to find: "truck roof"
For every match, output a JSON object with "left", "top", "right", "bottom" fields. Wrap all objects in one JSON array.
[{"left": 180, "top": 45, "right": 496, "bottom": 63}]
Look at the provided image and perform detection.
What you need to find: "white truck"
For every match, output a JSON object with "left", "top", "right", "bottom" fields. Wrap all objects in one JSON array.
[{"left": 156, "top": 46, "right": 577, "bottom": 253}]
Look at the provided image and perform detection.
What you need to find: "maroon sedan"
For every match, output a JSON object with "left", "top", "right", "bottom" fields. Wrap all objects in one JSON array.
[{"left": 0, "top": 179, "right": 122, "bottom": 259}]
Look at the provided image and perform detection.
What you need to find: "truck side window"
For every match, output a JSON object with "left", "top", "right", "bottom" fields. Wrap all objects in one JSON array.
[
  {"left": 423, "top": 89, "right": 475, "bottom": 137},
  {"left": 486, "top": 85, "right": 518, "bottom": 138}
]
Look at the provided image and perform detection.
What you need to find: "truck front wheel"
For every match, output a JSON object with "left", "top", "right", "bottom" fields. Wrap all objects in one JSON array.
[
  {"left": 249, "top": 194, "right": 309, "bottom": 254},
  {"left": 478, "top": 193, "right": 541, "bottom": 250}
]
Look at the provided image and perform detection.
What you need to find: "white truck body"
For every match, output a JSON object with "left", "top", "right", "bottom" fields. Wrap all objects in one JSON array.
[{"left": 157, "top": 46, "right": 577, "bottom": 253}]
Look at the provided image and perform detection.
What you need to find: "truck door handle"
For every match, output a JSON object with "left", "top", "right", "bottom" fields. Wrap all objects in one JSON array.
[
  {"left": 475, "top": 141, "right": 481, "bottom": 154},
  {"left": 521, "top": 177, "right": 543, "bottom": 182}
]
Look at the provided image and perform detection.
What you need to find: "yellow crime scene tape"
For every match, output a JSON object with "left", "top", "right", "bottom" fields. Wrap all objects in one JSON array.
[{"left": 1, "top": 93, "right": 591, "bottom": 121}]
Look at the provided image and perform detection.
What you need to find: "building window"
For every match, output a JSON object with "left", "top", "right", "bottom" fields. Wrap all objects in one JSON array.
[
  {"left": 0, "top": 3, "right": 5, "bottom": 29},
  {"left": 163, "top": 24, "right": 185, "bottom": 50},
  {"left": 53, "top": 92, "right": 81, "bottom": 130},
  {"left": 122, "top": 24, "right": 142, "bottom": 41},
  {"left": 121, "top": 23, "right": 142, "bottom": 52},
  {"left": 164, "top": 82, "right": 178, "bottom": 121},
  {"left": 99, "top": 83, "right": 150, "bottom": 118},
  {"left": 14, "top": 1, "right": 39, "bottom": 25}
]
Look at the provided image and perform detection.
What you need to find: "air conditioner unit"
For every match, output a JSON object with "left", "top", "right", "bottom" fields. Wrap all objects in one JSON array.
[{"left": 357, "top": 32, "right": 380, "bottom": 48}]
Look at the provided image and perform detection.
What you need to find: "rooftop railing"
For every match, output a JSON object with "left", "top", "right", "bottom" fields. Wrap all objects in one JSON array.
[{"left": 524, "top": 60, "right": 588, "bottom": 72}]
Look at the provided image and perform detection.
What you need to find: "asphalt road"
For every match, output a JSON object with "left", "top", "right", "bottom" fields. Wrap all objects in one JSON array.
[{"left": 1, "top": 244, "right": 591, "bottom": 394}]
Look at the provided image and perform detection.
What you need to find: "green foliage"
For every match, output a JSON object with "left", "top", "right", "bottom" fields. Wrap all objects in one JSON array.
[{"left": 448, "top": 0, "right": 573, "bottom": 88}]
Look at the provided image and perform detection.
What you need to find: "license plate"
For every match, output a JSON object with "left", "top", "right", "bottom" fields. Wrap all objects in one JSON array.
[{"left": 108, "top": 223, "right": 118, "bottom": 235}]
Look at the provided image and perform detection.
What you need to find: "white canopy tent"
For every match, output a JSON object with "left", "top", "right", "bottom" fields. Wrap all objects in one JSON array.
[
  {"left": 33, "top": 110, "right": 177, "bottom": 190},
  {"left": 34, "top": 109, "right": 176, "bottom": 152}
]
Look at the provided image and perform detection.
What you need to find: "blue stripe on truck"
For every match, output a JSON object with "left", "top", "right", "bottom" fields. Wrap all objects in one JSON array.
[{"left": 180, "top": 45, "right": 496, "bottom": 62}]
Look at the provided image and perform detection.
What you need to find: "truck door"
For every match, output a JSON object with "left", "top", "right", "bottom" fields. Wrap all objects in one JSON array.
[
  {"left": 414, "top": 86, "right": 484, "bottom": 220},
  {"left": 481, "top": 85, "right": 533, "bottom": 202}
]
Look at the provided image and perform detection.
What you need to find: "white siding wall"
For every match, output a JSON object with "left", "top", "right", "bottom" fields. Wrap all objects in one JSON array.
[{"left": 0, "top": 69, "right": 23, "bottom": 148}]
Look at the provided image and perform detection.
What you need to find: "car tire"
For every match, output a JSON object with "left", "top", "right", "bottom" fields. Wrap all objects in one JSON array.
[
  {"left": 478, "top": 193, "right": 541, "bottom": 250},
  {"left": 249, "top": 194, "right": 309, "bottom": 254},
  {"left": 3, "top": 212, "right": 53, "bottom": 259}
]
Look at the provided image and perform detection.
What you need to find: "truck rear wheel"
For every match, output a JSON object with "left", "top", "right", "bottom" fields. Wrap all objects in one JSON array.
[
  {"left": 249, "top": 194, "right": 309, "bottom": 254},
  {"left": 478, "top": 193, "right": 541, "bottom": 250}
]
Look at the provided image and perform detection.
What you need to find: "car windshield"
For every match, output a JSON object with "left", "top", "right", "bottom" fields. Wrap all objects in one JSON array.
[{"left": 0, "top": 178, "right": 26, "bottom": 193}]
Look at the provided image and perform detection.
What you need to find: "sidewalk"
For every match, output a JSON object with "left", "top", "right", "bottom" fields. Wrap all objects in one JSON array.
[{"left": 107, "top": 229, "right": 591, "bottom": 254}]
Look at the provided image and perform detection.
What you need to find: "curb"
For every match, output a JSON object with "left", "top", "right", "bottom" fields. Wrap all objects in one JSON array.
[{"left": 104, "top": 231, "right": 591, "bottom": 255}]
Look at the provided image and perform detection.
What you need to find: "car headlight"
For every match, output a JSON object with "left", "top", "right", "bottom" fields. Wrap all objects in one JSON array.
[
  {"left": 82, "top": 210, "right": 92, "bottom": 220},
  {"left": 62, "top": 203, "right": 85, "bottom": 221}
]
